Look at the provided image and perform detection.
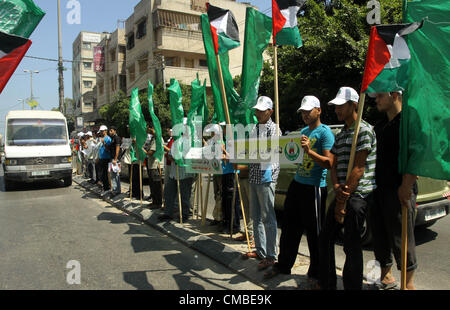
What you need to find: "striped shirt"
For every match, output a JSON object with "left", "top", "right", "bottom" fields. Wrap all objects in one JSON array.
[
  {"left": 249, "top": 118, "right": 281, "bottom": 185},
  {"left": 331, "top": 120, "right": 377, "bottom": 198}
]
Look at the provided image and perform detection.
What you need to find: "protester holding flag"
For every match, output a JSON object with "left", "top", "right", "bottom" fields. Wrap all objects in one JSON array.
[
  {"left": 367, "top": 91, "right": 418, "bottom": 290},
  {"left": 108, "top": 126, "right": 122, "bottom": 198},
  {"left": 318, "top": 87, "right": 377, "bottom": 290},
  {"left": 144, "top": 126, "right": 165, "bottom": 209},
  {"left": 265, "top": 96, "right": 334, "bottom": 285},
  {"left": 242, "top": 96, "right": 280, "bottom": 271}
]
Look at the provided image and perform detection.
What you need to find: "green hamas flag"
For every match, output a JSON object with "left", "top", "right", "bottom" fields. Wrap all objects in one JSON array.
[
  {"left": 147, "top": 81, "right": 164, "bottom": 163},
  {"left": 201, "top": 14, "right": 241, "bottom": 124},
  {"left": 168, "top": 78, "right": 185, "bottom": 166},
  {"left": 400, "top": 0, "right": 450, "bottom": 180},
  {"left": 187, "top": 74, "right": 209, "bottom": 147},
  {"left": 240, "top": 7, "right": 273, "bottom": 125},
  {"left": 0, "top": 0, "right": 46, "bottom": 38},
  {"left": 129, "top": 88, "right": 147, "bottom": 162}
]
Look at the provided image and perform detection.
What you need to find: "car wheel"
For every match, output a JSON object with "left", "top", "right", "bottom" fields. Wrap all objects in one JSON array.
[
  {"left": 4, "top": 179, "right": 14, "bottom": 191},
  {"left": 63, "top": 176, "right": 72, "bottom": 187}
]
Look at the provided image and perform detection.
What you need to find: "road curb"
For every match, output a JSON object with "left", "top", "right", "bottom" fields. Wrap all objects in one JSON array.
[{"left": 73, "top": 176, "right": 275, "bottom": 289}]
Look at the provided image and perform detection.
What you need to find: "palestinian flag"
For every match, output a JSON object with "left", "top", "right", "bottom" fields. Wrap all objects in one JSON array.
[
  {"left": 272, "top": 0, "right": 305, "bottom": 47},
  {"left": 0, "top": 31, "right": 32, "bottom": 94},
  {"left": 361, "top": 22, "right": 423, "bottom": 94},
  {"left": 206, "top": 2, "right": 240, "bottom": 55}
]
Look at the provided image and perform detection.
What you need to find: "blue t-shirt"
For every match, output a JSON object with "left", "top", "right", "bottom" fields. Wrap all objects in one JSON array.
[
  {"left": 294, "top": 124, "right": 335, "bottom": 187},
  {"left": 99, "top": 136, "right": 112, "bottom": 159}
]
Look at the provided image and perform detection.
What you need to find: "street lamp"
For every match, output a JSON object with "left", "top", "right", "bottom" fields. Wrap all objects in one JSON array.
[{"left": 23, "top": 70, "right": 39, "bottom": 103}]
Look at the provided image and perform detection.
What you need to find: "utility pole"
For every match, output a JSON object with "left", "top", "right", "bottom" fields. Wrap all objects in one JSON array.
[
  {"left": 23, "top": 70, "right": 39, "bottom": 108},
  {"left": 57, "top": 0, "right": 65, "bottom": 114}
]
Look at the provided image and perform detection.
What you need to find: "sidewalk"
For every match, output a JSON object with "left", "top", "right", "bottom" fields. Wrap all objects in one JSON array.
[{"left": 73, "top": 175, "right": 373, "bottom": 290}]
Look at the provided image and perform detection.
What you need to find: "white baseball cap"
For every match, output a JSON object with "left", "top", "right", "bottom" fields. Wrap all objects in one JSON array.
[
  {"left": 253, "top": 96, "right": 273, "bottom": 111},
  {"left": 204, "top": 124, "right": 220, "bottom": 136},
  {"left": 77, "top": 132, "right": 84, "bottom": 137},
  {"left": 328, "top": 87, "right": 359, "bottom": 106},
  {"left": 99, "top": 125, "right": 108, "bottom": 131},
  {"left": 86, "top": 131, "right": 93, "bottom": 136},
  {"left": 297, "top": 96, "right": 321, "bottom": 112}
]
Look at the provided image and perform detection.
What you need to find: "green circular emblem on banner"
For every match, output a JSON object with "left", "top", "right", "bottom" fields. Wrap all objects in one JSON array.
[
  {"left": 284, "top": 139, "right": 300, "bottom": 162},
  {"left": 212, "top": 159, "right": 220, "bottom": 171}
]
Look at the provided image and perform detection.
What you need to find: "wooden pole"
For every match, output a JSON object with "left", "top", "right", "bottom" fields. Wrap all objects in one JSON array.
[
  {"left": 230, "top": 177, "right": 237, "bottom": 239},
  {"left": 199, "top": 174, "right": 204, "bottom": 220},
  {"left": 158, "top": 161, "right": 164, "bottom": 208},
  {"left": 338, "top": 93, "right": 367, "bottom": 224},
  {"left": 273, "top": 45, "right": 280, "bottom": 136},
  {"left": 401, "top": 203, "right": 408, "bottom": 290},
  {"left": 193, "top": 176, "right": 199, "bottom": 219},
  {"left": 216, "top": 54, "right": 251, "bottom": 253},
  {"left": 176, "top": 164, "right": 183, "bottom": 224},
  {"left": 202, "top": 174, "right": 212, "bottom": 226},
  {"left": 139, "top": 160, "right": 143, "bottom": 206}
]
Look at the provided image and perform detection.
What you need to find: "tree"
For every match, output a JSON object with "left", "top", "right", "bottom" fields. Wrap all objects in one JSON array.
[{"left": 259, "top": 0, "right": 402, "bottom": 132}]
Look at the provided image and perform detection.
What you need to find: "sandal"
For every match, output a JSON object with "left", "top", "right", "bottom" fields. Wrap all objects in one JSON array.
[
  {"left": 258, "top": 259, "right": 275, "bottom": 271},
  {"left": 234, "top": 234, "right": 254, "bottom": 242}
]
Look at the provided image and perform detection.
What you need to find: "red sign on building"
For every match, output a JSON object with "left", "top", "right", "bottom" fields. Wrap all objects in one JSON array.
[{"left": 93, "top": 46, "right": 105, "bottom": 72}]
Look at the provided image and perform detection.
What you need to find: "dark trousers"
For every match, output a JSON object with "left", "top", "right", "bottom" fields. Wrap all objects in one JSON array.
[
  {"left": 370, "top": 185, "right": 418, "bottom": 272},
  {"left": 98, "top": 159, "right": 110, "bottom": 191},
  {"left": 148, "top": 167, "right": 162, "bottom": 206},
  {"left": 131, "top": 163, "right": 143, "bottom": 199},
  {"left": 95, "top": 161, "right": 101, "bottom": 183},
  {"left": 222, "top": 173, "right": 241, "bottom": 231},
  {"left": 276, "top": 181, "right": 327, "bottom": 279},
  {"left": 319, "top": 193, "right": 373, "bottom": 290}
]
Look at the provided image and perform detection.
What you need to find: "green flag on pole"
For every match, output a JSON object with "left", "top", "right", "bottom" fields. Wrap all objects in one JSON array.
[
  {"left": 129, "top": 88, "right": 147, "bottom": 162},
  {"left": 240, "top": 7, "right": 273, "bottom": 126},
  {"left": 0, "top": 0, "right": 45, "bottom": 38},
  {"left": 400, "top": 0, "right": 450, "bottom": 180},
  {"left": 201, "top": 14, "right": 241, "bottom": 125},
  {"left": 187, "top": 74, "right": 208, "bottom": 147},
  {"left": 147, "top": 81, "right": 164, "bottom": 163},
  {"left": 168, "top": 78, "right": 185, "bottom": 166}
]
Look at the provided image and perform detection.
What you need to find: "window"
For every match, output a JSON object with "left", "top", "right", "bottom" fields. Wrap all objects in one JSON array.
[
  {"left": 7, "top": 119, "right": 68, "bottom": 146},
  {"left": 165, "top": 56, "right": 180, "bottom": 67},
  {"left": 185, "top": 58, "right": 194, "bottom": 68},
  {"left": 127, "top": 33, "right": 135, "bottom": 50},
  {"left": 84, "top": 102, "right": 92, "bottom": 107},
  {"left": 119, "top": 75, "right": 126, "bottom": 90},
  {"left": 138, "top": 58, "right": 148, "bottom": 74},
  {"left": 110, "top": 49, "right": 116, "bottom": 62},
  {"left": 110, "top": 76, "right": 116, "bottom": 92},
  {"left": 136, "top": 18, "right": 147, "bottom": 39},
  {"left": 83, "top": 62, "right": 92, "bottom": 70},
  {"left": 155, "top": 10, "right": 201, "bottom": 31},
  {"left": 199, "top": 59, "right": 207, "bottom": 67},
  {"left": 98, "top": 81, "right": 104, "bottom": 95},
  {"left": 128, "top": 65, "right": 135, "bottom": 82},
  {"left": 83, "top": 80, "right": 93, "bottom": 88},
  {"left": 82, "top": 42, "right": 92, "bottom": 50}
]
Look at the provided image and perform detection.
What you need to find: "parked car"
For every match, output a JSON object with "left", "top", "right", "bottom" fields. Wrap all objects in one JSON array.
[{"left": 275, "top": 125, "right": 450, "bottom": 245}]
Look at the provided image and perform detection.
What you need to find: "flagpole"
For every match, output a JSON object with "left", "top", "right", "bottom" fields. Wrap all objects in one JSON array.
[
  {"left": 273, "top": 45, "right": 280, "bottom": 136},
  {"left": 401, "top": 202, "right": 408, "bottom": 290},
  {"left": 176, "top": 164, "right": 183, "bottom": 224},
  {"left": 139, "top": 160, "right": 143, "bottom": 207},
  {"left": 158, "top": 162, "right": 164, "bottom": 208},
  {"left": 202, "top": 174, "right": 212, "bottom": 226},
  {"left": 199, "top": 174, "right": 204, "bottom": 221},
  {"left": 130, "top": 162, "right": 133, "bottom": 200},
  {"left": 216, "top": 54, "right": 252, "bottom": 253}
]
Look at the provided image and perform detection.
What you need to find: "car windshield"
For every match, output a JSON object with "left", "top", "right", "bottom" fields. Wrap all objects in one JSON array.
[{"left": 6, "top": 119, "right": 68, "bottom": 146}]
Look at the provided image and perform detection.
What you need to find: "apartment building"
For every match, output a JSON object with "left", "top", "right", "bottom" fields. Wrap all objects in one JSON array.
[
  {"left": 124, "top": 0, "right": 253, "bottom": 95},
  {"left": 72, "top": 31, "right": 110, "bottom": 122},
  {"left": 95, "top": 28, "right": 127, "bottom": 110}
]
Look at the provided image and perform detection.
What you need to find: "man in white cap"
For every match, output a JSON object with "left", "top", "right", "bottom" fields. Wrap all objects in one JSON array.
[
  {"left": 318, "top": 87, "right": 377, "bottom": 290},
  {"left": 369, "top": 91, "right": 418, "bottom": 290},
  {"left": 242, "top": 96, "right": 280, "bottom": 271},
  {"left": 264, "top": 96, "right": 334, "bottom": 286}
]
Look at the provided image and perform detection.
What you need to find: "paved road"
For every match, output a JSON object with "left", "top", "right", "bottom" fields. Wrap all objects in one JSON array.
[{"left": 0, "top": 170, "right": 261, "bottom": 290}]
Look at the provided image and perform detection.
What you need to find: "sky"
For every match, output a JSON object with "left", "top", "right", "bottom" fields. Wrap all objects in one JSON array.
[{"left": 0, "top": 0, "right": 271, "bottom": 137}]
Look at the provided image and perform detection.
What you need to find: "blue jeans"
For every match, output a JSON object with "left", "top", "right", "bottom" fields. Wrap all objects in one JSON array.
[
  {"left": 164, "top": 177, "right": 194, "bottom": 220},
  {"left": 250, "top": 182, "right": 277, "bottom": 260}
]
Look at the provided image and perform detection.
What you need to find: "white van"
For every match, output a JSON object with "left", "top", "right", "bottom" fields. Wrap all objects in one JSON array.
[{"left": 2, "top": 110, "right": 72, "bottom": 190}]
